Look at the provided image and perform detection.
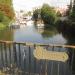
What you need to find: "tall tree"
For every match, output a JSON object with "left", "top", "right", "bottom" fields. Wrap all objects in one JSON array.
[
  {"left": 41, "top": 4, "right": 57, "bottom": 25},
  {"left": 70, "top": 0, "right": 73, "bottom": 12},
  {"left": 69, "top": 0, "right": 75, "bottom": 21}
]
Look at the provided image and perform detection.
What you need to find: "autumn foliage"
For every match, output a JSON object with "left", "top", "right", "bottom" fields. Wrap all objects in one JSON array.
[{"left": 0, "top": 3, "right": 14, "bottom": 20}]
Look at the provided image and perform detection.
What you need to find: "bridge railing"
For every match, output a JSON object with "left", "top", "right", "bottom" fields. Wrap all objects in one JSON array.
[
  {"left": 0, "top": 40, "right": 75, "bottom": 48},
  {"left": 0, "top": 40, "right": 75, "bottom": 75}
]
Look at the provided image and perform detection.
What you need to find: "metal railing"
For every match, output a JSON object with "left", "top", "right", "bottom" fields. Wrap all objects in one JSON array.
[
  {"left": 0, "top": 40, "right": 75, "bottom": 48},
  {"left": 0, "top": 40, "right": 75, "bottom": 75}
]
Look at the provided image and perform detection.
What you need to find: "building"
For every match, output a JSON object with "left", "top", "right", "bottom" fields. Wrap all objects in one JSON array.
[{"left": 55, "top": 6, "right": 69, "bottom": 16}]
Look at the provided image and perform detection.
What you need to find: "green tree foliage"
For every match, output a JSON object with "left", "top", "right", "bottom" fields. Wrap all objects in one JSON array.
[
  {"left": 41, "top": 4, "right": 57, "bottom": 25},
  {"left": 0, "top": 3, "right": 14, "bottom": 19},
  {"left": 33, "top": 9, "right": 41, "bottom": 21},
  {"left": 70, "top": 0, "right": 75, "bottom": 22},
  {"left": 0, "top": 0, "right": 15, "bottom": 28},
  {"left": 33, "top": 4, "right": 57, "bottom": 25},
  {"left": 0, "top": 0, "right": 12, "bottom": 6},
  {"left": 0, "top": 11, "right": 10, "bottom": 23},
  {"left": 28, "top": 11, "right": 32, "bottom": 16},
  {"left": 56, "top": 11, "right": 62, "bottom": 17},
  {"left": 0, "top": 11, "right": 4, "bottom": 22}
]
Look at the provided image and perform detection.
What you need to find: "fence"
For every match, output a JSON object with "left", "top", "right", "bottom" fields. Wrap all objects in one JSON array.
[{"left": 0, "top": 40, "right": 75, "bottom": 75}]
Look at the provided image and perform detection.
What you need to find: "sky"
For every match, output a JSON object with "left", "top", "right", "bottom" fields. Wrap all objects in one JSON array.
[{"left": 13, "top": 0, "right": 70, "bottom": 11}]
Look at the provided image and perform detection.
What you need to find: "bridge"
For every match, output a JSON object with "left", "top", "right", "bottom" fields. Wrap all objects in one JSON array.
[{"left": 0, "top": 40, "right": 75, "bottom": 75}]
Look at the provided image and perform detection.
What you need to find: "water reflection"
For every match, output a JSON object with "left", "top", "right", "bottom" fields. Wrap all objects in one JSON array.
[
  {"left": 34, "top": 25, "right": 57, "bottom": 38},
  {"left": 62, "top": 36, "right": 75, "bottom": 74},
  {"left": 0, "top": 28, "right": 14, "bottom": 41},
  {"left": 0, "top": 21, "right": 67, "bottom": 45},
  {"left": 42, "top": 26, "right": 57, "bottom": 38},
  {"left": 0, "top": 21, "right": 75, "bottom": 75},
  {"left": 57, "top": 23, "right": 75, "bottom": 74}
]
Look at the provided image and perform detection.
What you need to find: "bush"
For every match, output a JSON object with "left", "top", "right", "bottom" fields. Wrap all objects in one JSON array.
[{"left": 0, "top": 11, "right": 10, "bottom": 26}]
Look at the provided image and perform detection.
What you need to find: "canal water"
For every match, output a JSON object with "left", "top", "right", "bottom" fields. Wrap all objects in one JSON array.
[
  {"left": 0, "top": 22, "right": 75, "bottom": 75},
  {"left": 0, "top": 23, "right": 67, "bottom": 44}
]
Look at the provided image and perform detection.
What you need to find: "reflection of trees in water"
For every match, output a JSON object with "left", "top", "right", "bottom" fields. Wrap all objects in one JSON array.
[
  {"left": 56, "top": 20, "right": 75, "bottom": 38},
  {"left": 64, "top": 35, "right": 75, "bottom": 73},
  {"left": 34, "top": 22, "right": 58, "bottom": 38},
  {"left": 68, "top": 48, "right": 75, "bottom": 74},
  {"left": 66, "top": 38, "right": 75, "bottom": 74},
  {"left": 71, "top": 50, "right": 75, "bottom": 74},
  {"left": 41, "top": 25, "right": 58, "bottom": 38},
  {"left": 0, "top": 28, "right": 14, "bottom": 41},
  {"left": 57, "top": 22, "right": 75, "bottom": 74}
]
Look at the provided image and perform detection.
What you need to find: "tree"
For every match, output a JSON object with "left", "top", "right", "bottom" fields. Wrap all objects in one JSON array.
[
  {"left": 0, "top": 0, "right": 15, "bottom": 28},
  {"left": 41, "top": 4, "right": 57, "bottom": 25},
  {"left": 0, "top": 0, "right": 12, "bottom": 6},
  {"left": 0, "top": 11, "right": 4, "bottom": 22},
  {"left": 28, "top": 11, "right": 32, "bottom": 16},
  {"left": 0, "top": 3, "right": 15, "bottom": 20},
  {"left": 69, "top": 0, "right": 75, "bottom": 21},
  {"left": 33, "top": 9, "right": 41, "bottom": 21},
  {"left": 56, "top": 11, "right": 62, "bottom": 17}
]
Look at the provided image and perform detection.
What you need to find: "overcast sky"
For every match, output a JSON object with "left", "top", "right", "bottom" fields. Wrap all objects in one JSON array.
[{"left": 13, "top": 0, "right": 70, "bottom": 11}]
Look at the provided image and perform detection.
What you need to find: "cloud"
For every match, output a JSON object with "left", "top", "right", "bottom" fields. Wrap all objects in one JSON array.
[{"left": 13, "top": 0, "right": 70, "bottom": 11}]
